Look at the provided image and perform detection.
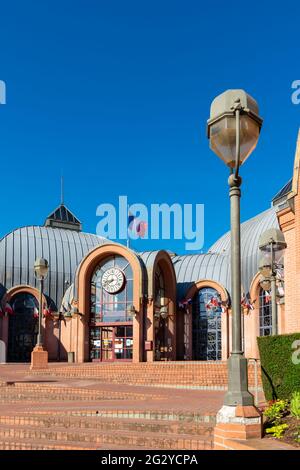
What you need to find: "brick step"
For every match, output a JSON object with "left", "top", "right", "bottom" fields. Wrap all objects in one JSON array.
[
  {"left": 31, "top": 362, "right": 261, "bottom": 387},
  {"left": 0, "top": 415, "right": 214, "bottom": 436},
  {"left": 0, "top": 435, "right": 99, "bottom": 450},
  {"left": 0, "top": 386, "right": 162, "bottom": 402},
  {"left": 0, "top": 392, "right": 150, "bottom": 402},
  {"left": 20, "top": 409, "right": 216, "bottom": 423},
  {"left": 2, "top": 382, "right": 161, "bottom": 396},
  {"left": 0, "top": 424, "right": 213, "bottom": 450}
]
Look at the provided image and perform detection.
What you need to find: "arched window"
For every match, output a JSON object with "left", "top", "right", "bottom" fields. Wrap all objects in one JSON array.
[
  {"left": 192, "top": 287, "right": 222, "bottom": 360},
  {"left": 259, "top": 288, "right": 272, "bottom": 336},
  {"left": 90, "top": 255, "right": 133, "bottom": 324},
  {"left": 7, "top": 292, "right": 39, "bottom": 362},
  {"left": 89, "top": 255, "right": 134, "bottom": 362}
]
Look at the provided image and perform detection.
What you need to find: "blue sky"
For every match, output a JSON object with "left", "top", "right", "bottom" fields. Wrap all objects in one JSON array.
[{"left": 0, "top": 0, "right": 299, "bottom": 254}]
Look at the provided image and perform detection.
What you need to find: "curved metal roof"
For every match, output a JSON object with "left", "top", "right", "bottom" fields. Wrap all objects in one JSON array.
[
  {"left": 172, "top": 252, "right": 230, "bottom": 299},
  {"left": 0, "top": 226, "right": 107, "bottom": 309},
  {"left": 173, "top": 207, "right": 279, "bottom": 299}
]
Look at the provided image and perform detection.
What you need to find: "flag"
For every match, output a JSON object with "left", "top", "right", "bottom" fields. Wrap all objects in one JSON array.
[
  {"left": 128, "top": 212, "right": 147, "bottom": 238},
  {"left": 33, "top": 307, "right": 39, "bottom": 319},
  {"left": 265, "top": 291, "right": 271, "bottom": 303},
  {"left": 205, "top": 296, "right": 223, "bottom": 311},
  {"left": 178, "top": 298, "right": 192, "bottom": 309},
  {"left": 241, "top": 294, "right": 255, "bottom": 312},
  {"left": 128, "top": 213, "right": 135, "bottom": 227},
  {"left": 43, "top": 307, "right": 53, "bottom": 318},
  {"left": 5, "top": 303, "right": 13, "bottom": 316}
]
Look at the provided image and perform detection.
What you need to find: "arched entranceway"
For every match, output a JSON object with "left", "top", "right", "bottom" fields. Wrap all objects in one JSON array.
[
  {"left": 89, "top": 255, "right": 134, "bottom": 362},
  {"left": 7, "top": 292, "right": 39, "bottom": 362},
  {"left": 192, "top": 287, "right": 222, "bottom": 360},
  {"left": 154, "top": 264, "right": 168, "bottom": 361}
]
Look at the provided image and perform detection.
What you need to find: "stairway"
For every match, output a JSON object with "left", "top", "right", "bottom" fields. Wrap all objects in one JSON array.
[
  {"left": 32, "top": 361, "right": 261, "bottom": 390},
  {"left": 0, "top": 409, "right": 215, "bottom": 450},
  {"left": 0, "top": 381, "right": 215, "bottom": 450}
]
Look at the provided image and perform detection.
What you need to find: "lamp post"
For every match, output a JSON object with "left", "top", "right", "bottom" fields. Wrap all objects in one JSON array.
[
  {"left": 30, "top": 258, "right": 49, "bottom": 370},
  {"left": 207, "top": 89, "right": 263, "bottom": 407},
  {"left": 259, "top": 228, "right": 287, "bottom": 335},
  {"left": 34, "top": 258, "right": 49, "bottom": 346}
]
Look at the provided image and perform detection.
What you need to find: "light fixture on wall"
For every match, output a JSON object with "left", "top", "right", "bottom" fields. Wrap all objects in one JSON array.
[
  {"left": 259, "top": 228, "right": 287, "bottom": 335},
  {"left": 126, "top": 304, "right": 138, "bottom": 317},
  {"left": 160, "top": 306, "right": 168, "bottom": 319},
  {"left": 259, "top": 276, "right": 271, "bottom": 291}
]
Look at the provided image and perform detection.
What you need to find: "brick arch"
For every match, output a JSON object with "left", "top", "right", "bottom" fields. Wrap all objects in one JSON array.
[
  {"left": 3, "top": 285, "right": 47, "bottom": 309},
  {"left": 149, "top": 250, "right": 177, "bottom": 303},
  {"left": 75, "top": 244, "right": 144, "bottom": 363},
  {"left": 145, "top": 250, "right": 177, "bottom": 361},
  {"left": 245, "top": 272, "right": 261, "bottom": 359},
  {"left": 249, "top": 272, "right": 261, "bottom": 303},
  {"left": 1, "top": 285, "right": 48, "bottom": 363},
  {"left": 184, "top": 279, "right": 229, "bottom": 304},
  {"left": 183, "top": 279, "right": 229, "bottom": 361}
]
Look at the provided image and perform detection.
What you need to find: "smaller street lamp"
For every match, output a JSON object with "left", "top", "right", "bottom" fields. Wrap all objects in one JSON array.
[
  {"left": 34, "top": 258, "right": 49, "bottom": 347},
  {"left": 259, "top": 228, "right": 286, "bottom": 335}
]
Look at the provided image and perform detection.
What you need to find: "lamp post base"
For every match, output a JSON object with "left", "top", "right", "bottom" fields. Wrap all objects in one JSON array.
[
  {"left": 214, "top": 405, "right": 262, "bottom": 450},
  {"left": 30, "top": 345, "right": 48, "bottom": 370},
  {"left": 224, "top": 354, "right": 254, "bottom": 406}
]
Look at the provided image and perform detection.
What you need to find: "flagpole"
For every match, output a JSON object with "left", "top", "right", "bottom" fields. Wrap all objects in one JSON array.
[{"left": 127, "top": 204, "right": 130, "bottom": 249}]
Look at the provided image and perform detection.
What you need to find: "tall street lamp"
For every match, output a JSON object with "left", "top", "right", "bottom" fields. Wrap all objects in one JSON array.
[
  {"left": 30, "top": 258, "right": 49, "bottom": 370},
  {"left": 34, "top": 258, "right": 49, "bottom": 346},
  {"left": 259, "top": 228, "right": 287, "bottom": 335},
  {"left": 207, "top": 90, "right": 263, "bottom": 407}
]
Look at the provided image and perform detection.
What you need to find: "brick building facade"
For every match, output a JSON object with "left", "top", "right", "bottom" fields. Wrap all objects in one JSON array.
[{"left": 0, "top": 132, "right": 299, "bottom": 364}]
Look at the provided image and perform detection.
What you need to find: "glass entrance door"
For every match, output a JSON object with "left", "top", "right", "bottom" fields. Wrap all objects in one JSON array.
[{"left": 89, "top": 325, "right": 133, "bottom": 361}]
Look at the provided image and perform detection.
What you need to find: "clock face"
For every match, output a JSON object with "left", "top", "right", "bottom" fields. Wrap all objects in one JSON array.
[{"left": 101, "top": 267, "right": 125, "bottom": 294}]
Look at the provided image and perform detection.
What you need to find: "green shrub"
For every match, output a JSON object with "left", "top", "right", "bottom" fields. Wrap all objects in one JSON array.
[
  {"left": 263, "top": 399, "right": 288, "bottom": 424},
  {"left": 257, "top": 333, "right": 300, "bottom": 401},
  {"left": 290, "top": 391, "right": 300, "bottom": 419},
  {"left": 265, "top": 424, "right": 288, "bottom": 439}
]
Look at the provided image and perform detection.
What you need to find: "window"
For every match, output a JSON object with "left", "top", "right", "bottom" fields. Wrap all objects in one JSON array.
[
  {"left": 259, "top": 288, "right": 272, "bottom": 336},
  {"left": 90, "top": 255, "right": 133, "bottom": 323},
  {"left": 192, "top": 287, "right": 222, "bottom": 361}
]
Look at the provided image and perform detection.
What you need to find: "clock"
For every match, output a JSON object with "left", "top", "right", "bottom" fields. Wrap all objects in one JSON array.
[{"left": 101, "top": 267, "right": 125, "bottom": 293}]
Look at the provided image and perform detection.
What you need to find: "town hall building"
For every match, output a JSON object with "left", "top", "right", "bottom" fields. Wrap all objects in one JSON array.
[{"left": 0, "top": 133, "right": 300, "bottom": 365}]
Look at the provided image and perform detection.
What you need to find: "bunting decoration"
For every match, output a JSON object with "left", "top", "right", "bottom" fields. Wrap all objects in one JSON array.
[
  {"left": 264, "top": 291, "right": 271, "bottom": 304},
  {"left": 4, "top": 303, "right": 14, "bottom": 316},
  {"left": 241, "top": 293, "right": 255, "bottom": 314},
  {"left": 33, "top": 307, "right": 39, "bottom": 319},
  {"left": 205, "top": 296, "right": 227, "bottom": 313},
  {"left": 43, "top": 307, "right": 53, "bottom": 318},
  {"left": 178, "top": 298, "right": 192, "bottom": 309}
]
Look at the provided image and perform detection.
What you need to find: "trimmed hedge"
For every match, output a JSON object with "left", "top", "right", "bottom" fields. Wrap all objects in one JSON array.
[{"left": 257, "top": 333, "right": 300, "bottom": 401}]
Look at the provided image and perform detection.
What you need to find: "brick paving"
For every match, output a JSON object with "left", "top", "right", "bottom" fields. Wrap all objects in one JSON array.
[{"left": 0, "top": 362, "right": 290, "bottom": 451}]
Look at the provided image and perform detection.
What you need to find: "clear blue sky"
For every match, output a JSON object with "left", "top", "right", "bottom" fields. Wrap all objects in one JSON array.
[{"left": 0, "top": 0, "right": 299, "bottom": 254}]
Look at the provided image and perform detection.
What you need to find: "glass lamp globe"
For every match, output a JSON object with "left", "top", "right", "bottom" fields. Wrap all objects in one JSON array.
[
  {"left": 34, "top": 258, "right": 49, "bottom": 280},
  {"left": 207, "top": 89, "right": 263, "bottom": 168},
  {"left": 259, "top": 254, "right": 272, "bottom": 278}
]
